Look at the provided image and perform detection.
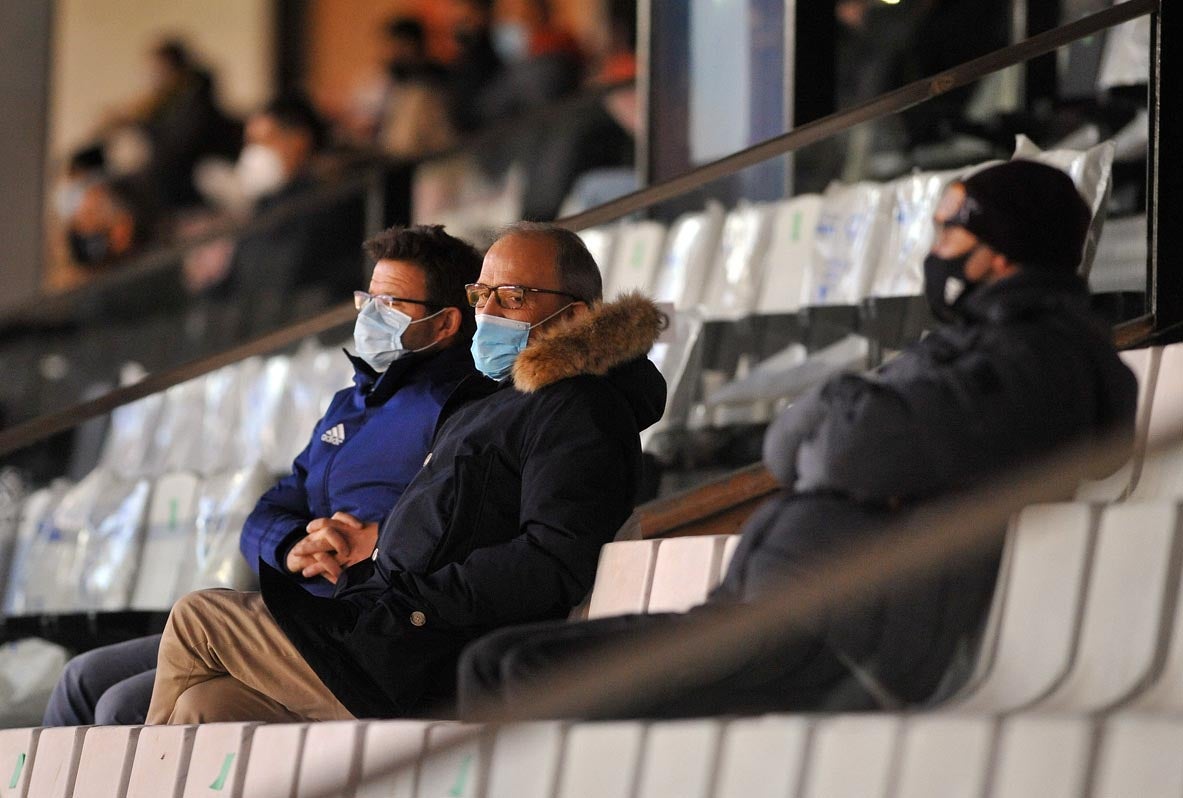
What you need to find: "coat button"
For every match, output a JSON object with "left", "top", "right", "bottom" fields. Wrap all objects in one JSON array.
[
  {"left": 410, "top": 611, "right": 427, "bottom": 627},
  {"left": 371, "top": 548, "right": 379, "bottom": 561}
]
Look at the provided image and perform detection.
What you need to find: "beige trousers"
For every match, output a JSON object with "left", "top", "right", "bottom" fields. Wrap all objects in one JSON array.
[{"left": 146, "top": 589, "right": 354, "bottom": 724}]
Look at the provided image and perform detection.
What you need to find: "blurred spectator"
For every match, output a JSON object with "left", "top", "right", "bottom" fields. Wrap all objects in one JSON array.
[
  {"left": 52, "top": 146, "right": 107, "bottom": 222},
  {"left": 66, "top": 180, "right": 155, "bottom": 271},
  {"left": 444, "top": 0, "right": 504, "bottom": 133},
  {"left": 376, "top": 18, "right": 457, "bottom": 158},
  {"left": 184, "top": 95, "right": 364, "bottom": 339}
]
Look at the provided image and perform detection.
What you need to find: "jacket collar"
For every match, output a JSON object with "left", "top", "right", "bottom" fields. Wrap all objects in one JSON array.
[
  {"left": 345, "top": 344, "right": 473, "bottom": 405},
  {"left": 511, "top": 292, "right": 667, "bottom": 393},
  {"left": 959, "top": 267, "right": 1090, "bottom": 325}
]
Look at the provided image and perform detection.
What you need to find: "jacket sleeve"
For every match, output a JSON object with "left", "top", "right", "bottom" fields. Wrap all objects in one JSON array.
[
  {"left": 240, "top": 440, "right": 314, "bottom": 575},
  {"left": 761, "top": 383, "right": 829, "bottom": 487},
  {"left": 384, "top": 387, "right": 638, "bottom": 630}
]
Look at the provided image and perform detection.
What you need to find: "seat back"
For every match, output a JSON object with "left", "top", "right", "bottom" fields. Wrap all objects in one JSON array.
[
  {"left": 485, "top": 722, "right": 566, "bottom": 798},
  {"left": 803, "top": 181, "right": 892, "bottom": 307},
  {"left": 953, "top": 503, "right": 1095, "bottom": 712},
  {"left": 800, "top": 715, "right": 901, "bottom": 798},
  {"left": 1131, "top": 343, "right": 1183, "bottom": 500},
  {"left": 604, "top": 221, "right": 666, "bottom": 300},
  {"left": 556, "top": 722, "right": 645, "bottom": 798},
  {"left": 1092, "top": 714, "right": 1183, "bottom": 796},
  {"left": 181, "top": 463, "right": 273, "bottom": 594},
  {"left": 125, "top": 725, "right": 196, "bottom": 798},
  {"left": 578, "top": 227, "right": 619, "bottom": 290},
  {"left": 634, "top": 720, "right": 721, "bottom": 798},
  {"left": 756, "top": 195, "right": 823, "bottom": 315},
  {"left": 355, "top": 721, "right": 430, "bottom": 798},
  {"left": 702, "top": 204, "right": 776, "bottom": 320},
  {"left": 988, "top": 715, "right": 1093, "bottom": 798},
  {"left": 646, "top": 536, "right": 728, "bottom": 614},
  {"left": 0, "top": 727, "right": 39, "bottom": 798},
  {"left": 893, "top": 715, "right": 995, "bottom": 798},
  {"left": 26, "top": 726, "right": 86, "bottom": 798},
  {"left": 651, "top": 205, "right": 726, "bottom": 312},
  {"left": 74, "top": 726, "right": 142, "bottom": 798},
  {"left": 713, "top": 715, "right": 810, "bottom": 798},
  {"left": 415, "top": 723, "right": 487, "bottom": 798},
  {"left": 1036, "top": 502, "right": 1180, "bottom": 712},
  {"left": 131, "top": 472, "right": 203, "bottom": 610},
  {"left": 239, "top": 724, "right": 306, "bottom": 798},
  {"left": 586, "top": 540, "right": 660, "bottom": 619},
  {"left": 181, "top": 722, "right": 257, "bottom": 798},
  {"left": 296, "top": 721, "right": 366, "bottom": 798}
]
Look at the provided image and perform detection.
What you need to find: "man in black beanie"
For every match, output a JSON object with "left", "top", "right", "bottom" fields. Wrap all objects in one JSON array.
[{"left": 456, "top": 159, "right": 1138, "bottom": 719}]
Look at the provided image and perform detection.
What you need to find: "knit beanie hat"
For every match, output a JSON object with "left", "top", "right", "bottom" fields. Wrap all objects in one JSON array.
[{"left": 952, "top": 160, "right": 1091, "bottom": 273}]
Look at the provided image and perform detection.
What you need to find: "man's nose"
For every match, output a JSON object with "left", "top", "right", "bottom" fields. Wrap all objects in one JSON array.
[{"left": 478, "top": 296, "right": 506, "bottom": 318}]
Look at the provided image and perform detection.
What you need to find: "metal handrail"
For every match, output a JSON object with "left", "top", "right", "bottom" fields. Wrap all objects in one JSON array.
[{"left": 0, "top": 0, "right": 1159, "bottom": 458}]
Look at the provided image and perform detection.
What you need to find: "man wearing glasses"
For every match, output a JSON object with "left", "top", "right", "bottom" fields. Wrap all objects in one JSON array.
[
  {"left": 45, "top": 224, "right": 481, "bottom": 727},
  {"left": 145, "top": 221, "right": 668, "bottom": 723}
]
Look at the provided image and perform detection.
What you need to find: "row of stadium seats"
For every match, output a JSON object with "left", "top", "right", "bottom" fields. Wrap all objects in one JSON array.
[{"left": 1, "top": 710, "right": 1181, "bottom": 798}]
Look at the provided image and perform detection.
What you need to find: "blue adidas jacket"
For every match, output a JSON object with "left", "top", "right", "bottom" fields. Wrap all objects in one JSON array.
[{"left": 240, "top": 345, "right": 475, "bottom": 596}]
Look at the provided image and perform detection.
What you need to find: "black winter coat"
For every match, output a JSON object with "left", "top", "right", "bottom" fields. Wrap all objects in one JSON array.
[
  {"left": 714, "top": 268, "right": 1138, "bottom": 705},
  {"left": 262, "top": 295, "right": 667, "bottom": 717}
]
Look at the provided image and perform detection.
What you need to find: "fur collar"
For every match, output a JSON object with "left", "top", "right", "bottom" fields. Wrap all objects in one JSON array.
[{"left": 512, "top": 293, "right": 666, "bottom": 393}]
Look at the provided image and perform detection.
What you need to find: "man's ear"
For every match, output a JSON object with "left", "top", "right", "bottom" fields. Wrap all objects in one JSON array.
[
  {"left": 566, "top": 301, "right": 592, "bottom": 322},
  {"left": 988, "top": 251, "right": 1022, "bottom": 281},
  {"left": 437, "top": 307, "right": 464, "bottom": 340}
]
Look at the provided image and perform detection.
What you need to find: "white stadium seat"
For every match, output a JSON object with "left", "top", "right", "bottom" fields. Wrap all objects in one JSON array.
[
  {"left": 702, "top": 203, "right": 776, "bottom": 320},
  {"left": 586, "top": 540, "right": 660, "bottom": 619},
  {"left": 1131, "top": 342, "right": 1183, "bottom": 500},
  {"left": 131, "top": 471, "right": 203, "bottom": 610},
  {"left": 871, "top": 170, "right": 963, "bottom": 299},
  {"left": 803, "top": 181, "right": 893, "bottom": 306},
  {"left": 603, "top": 221, "right": 666, "bottom": 300},
  {"left": 556, "top": 722, "right": 645, "bottom": 798},
  {"left": 74, "top": 726, "right": 142, "bottom": 798},
  {"left": 125, "top": 724, "right": 196, "bottom": 798},
  {"left": 757, "top": 195, "right": 823, "bottom": 315},
  {"left": 181, "top": 462, "right": 273, "bottom": 594},
  {"left": 1092, "top": 714, "right": 1183, "bottom": 797},
  {"left": 893, "top": 715, "right": 995, "bottom": 798},
  {"left": 181, "top": 722, "right": 258, "bottom": 798},
  {"left": 577, "top": 226, "right": 619, "bottom": 289},
  {"left": 800, "top": 714, "right": 900, "bottom": 798},
  {"left": 651, "top": 205, "right": 726, "bottom": 312},
  {"left": 416, "top": 723, "right": 488, "bottom": 798},
  {"left": 634, "top": 719, "right": 721, "bottom": 798},
  {"left": 713, "top": 715, "right": 810, "bottom": 798},
  {"left": 0, "top": 727, "right": 39, "bottom": 798},
  {"left": 485, "top": 722, "right": 566, "bottom": 798},
  {"left": 645, "top": 535, "right": 728, "bottom": 614},
  {"left": 296, "top": 720, "right": 367, "bottom": 798},
  {"left": 952, "top": 503, "right": 1096, "bottom": 712},
  {"left": 1035, "top": 502, "right": 1179, "bottom": 712},
  {"left": 988, "top": 715, "right": 1093, "bottom": 798},
  {"left": 26, "top": 726, "right": 86, "bottom": 798},
  {"left": 239, "top": 724, "right": 306, "bottom": 798},
  {"left": 355, "top": 721, "right": 431, "bottom": 798},
  {"left": 720, "top": 534, "right": 740, "bottom": 576}
]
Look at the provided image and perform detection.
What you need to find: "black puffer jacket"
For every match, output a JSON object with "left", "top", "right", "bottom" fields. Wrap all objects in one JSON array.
[
  {"left": 715, "top": 269, "right": 1137, "bottom": 704},
  {"left": 263, "top": 295, "right": 667, "bottom": 718}
]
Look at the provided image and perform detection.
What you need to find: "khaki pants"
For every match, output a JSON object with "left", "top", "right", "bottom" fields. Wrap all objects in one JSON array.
[{"left": 146, "top": 589, "right": 354, "bottom": 724}]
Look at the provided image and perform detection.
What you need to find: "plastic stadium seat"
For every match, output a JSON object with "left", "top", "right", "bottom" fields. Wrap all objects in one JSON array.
[
  {"left": 0, "top": 727, "right": 39, "bottom": 798},
  {"left": 1092, "top": 714, "right": 1183, "bottom": 796},
  {"left": 603, "top": 221, "right": 666, "bottom": 300},
  {"left": 180, "top": 462, "right": 274, "bottom": 594},
  {"left": 756, "top": 195, "right": 823, "bottom": 315},
  {"left": 1131, "top": 343, "right": 1183, "bottom": 500},
  {"left": 239, "top": 724, "right": 306, "bottom": 798},
  {"left": 702, "top": 204, "right": 776, "bottom": 320},
  {"left": 485, "top": 722, "right": 566, "bottom": 798},
  {"left": 989, "top": 715, "right": 1093, "bottom": 798},
  {"left": 713, "top": 715, "right": 810, "bottom": 798},
  {"left": 74, "top": 726, "right": 142, "bottom": 798},
  {"left": 125, "top": 725, "right": 196, "bottom": 798},
  {"left": 586, "top": 540, "right": 660, "bottom": 619},
  {"left": 181, "top": 722, "right": 257, "bottom": 798},
  {"left": 150, "top": 379, "right": 208, "bottom": 475},
  {"left": 26, "top": 726, "right": 86, "bottom": 798},
  {"left": 951, "top": 503, "right": 1095, "bottom": 712},
  {"left": 131, "top": 472, "right": 203, "bottom": 611},
  {"left": 634, "top": 720, "right": 722, "bottom": 798},
  {"left": 893, "top": 715, "right": 995, "bottom": 798},
  {"left": 355, "top": 721, "right": 430, "bottom": 798},
  {"left": 720, "top": 535, "right": 740, "bottom": 576},
  {"left": 640, "top": 311, "right": 704, "bottom": 451},
  {"left": 651, "top": 205, "right": 726, "bottom": 312},
  {"left": 416, "top": 723, "right": 487, "bottom": 798},
  {"left": 799, "top": 714, "right": 901, "bottom": 798},
  {"left": 1077, "top": 346, "right": 1160, "bottom": 501},
  {"left": 803, "top": 181, "right": 893, "bottom": 306},
  {"left": 871, "top": 169, "right": 963, "bottom": 299},
  {"left": 577, "top": 226, "right": 619, "bottom": 289},
  {"left": 556, "top": 722, "right": 645, "bottom": 798},
  {"left": 645, "top": 536, "right": 729, "bottom": 614},
  {"left": 4, "top": 483, "right": 68, "bottom": 615},
  {"left": 297, "top": 720, "right": 366, "bottom": 798},
  {"left": 1035, "top": 502, "right": 1179, "bottom": 712}
]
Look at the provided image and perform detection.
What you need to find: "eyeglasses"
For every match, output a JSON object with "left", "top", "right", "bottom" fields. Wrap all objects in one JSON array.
[
  {"left": 464, "top": 283, "right": 579, "bottom": 310},
  {"left": 354, "top": 291, "right": 440, "bottom": 313}
]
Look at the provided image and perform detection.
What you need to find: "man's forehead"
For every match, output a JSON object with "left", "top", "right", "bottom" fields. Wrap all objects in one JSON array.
[
  {"left": 481, "top": 234, "right": 558, "bottom": 281},
  {"left": 935, "top": 183, "right": 967, "bottom": 221}
]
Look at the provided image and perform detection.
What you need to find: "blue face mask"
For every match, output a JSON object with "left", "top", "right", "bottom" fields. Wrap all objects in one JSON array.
[
  {"left": 353, "top": 300, "right": 441, "bottom": 372},
  {"left": 470, "top": 304, "right": 573, "bottom": 381}
]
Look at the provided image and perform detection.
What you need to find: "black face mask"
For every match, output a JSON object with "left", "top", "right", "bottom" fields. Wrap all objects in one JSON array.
[
  {"left": 923, "top": 247, "right": 981, "bottom": 323},
  {"left": 68, "top": 230, "right": 111, "bottom": 265}
]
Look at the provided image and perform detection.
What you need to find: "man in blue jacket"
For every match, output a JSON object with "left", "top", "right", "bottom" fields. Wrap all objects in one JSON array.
[{"left": 43, "top": 224, "right": 481, "bottom": 726}]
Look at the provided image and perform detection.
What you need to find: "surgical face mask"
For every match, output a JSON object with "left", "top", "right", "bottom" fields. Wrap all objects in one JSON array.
[
  {"left": 491, "top": 21, "right": 529, "bottom": 62},
  {"left": 54, "top": 179, "right": 94, "bottom": 219},
  {"left": 923, "top": 247, "right": 981, "bottom": 323},
  {"left": 353, "top": 300, "right": 443, "bottom": 372},
  {"left": 69, "top": 230, "right": 111, "bottom": 265},
  {"left": 470, "top": 304, "right": 573, "bottom": 381},
  {"left": 236, "top": 143, "right": 287, "bottom": 201}
]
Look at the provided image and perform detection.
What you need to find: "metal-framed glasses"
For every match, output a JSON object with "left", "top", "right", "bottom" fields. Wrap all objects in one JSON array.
[
  {"left": 354, "top": 291, "right": 440, "bottom": 313},
  {"left": 464, "top": 283, "right": 578, "bottom": 310}
]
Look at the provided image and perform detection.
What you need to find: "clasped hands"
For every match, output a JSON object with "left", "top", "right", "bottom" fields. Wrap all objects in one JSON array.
[{"left": 285, "top": 512, "right": 379, "bottom": 585}]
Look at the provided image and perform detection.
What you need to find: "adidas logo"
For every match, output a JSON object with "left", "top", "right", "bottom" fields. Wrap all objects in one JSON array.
[{"left": 320, "top": 424, "right": 346, "bottom": 446}]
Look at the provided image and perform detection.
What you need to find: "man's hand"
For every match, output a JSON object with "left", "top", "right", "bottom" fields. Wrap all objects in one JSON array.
[{"left": 285, "top": 512, "right": 379, "bottom": 585}]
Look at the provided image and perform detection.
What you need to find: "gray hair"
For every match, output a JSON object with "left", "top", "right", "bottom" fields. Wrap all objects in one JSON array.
[{"left": 497, "top": 221, "right": 603, "bottom": 303}]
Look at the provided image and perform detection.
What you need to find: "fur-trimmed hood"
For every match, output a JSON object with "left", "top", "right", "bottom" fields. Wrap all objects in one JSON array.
[{"left": 512, "top": 292, "right": 668, "bottom": 429}]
